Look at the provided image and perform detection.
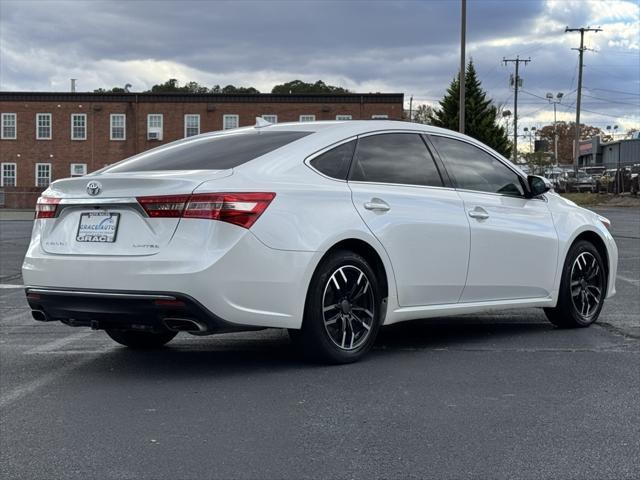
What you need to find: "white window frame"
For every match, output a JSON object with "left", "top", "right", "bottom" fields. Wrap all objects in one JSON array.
[
  {"left": 223, "top": 114, "right": 239, "bottom": 130},
  {"left": 184, "top": 114, "right": 200, "bottom": 137},
  {"left": 1, "top": 113, "right": 17, "bottom": 139},
  {"left": 336, "top": 115, "right": 352, "bottom": 120},
  {"left": 110, "top": 114, "right": 126, "bottom": 141},
  {"left": 36, "top": 113, "right": 52, "bottom": 140},
  {"left": 147, "top": 114, "right": 163, "bottom": 140},
  {"left": 35, "top": 163, "right": 51, "bottom": 187},
  {"left": 71, "top": 113, "right": 87, "bottom": 140},
  {"left": 371, "top": 114, "right": 389, "bottom": 119},
  {"left": 299, "top": 115, "right": 316, "bottom": 122},
  {"left": 70, "top": 163, "right": 87, "bottom": 177},
  {"left": 261, "top": 114, "right": 278, "bottom": 124},
  {"left": 1, "top": 162, "right": 17, "bottom": 187}
]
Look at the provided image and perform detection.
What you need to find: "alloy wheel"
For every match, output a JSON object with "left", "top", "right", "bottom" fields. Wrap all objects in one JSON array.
[
  {"left": 570, "top": 251, "right": 604, "bottom": 319},
  {"left": 322, "top": 265, "right": 375, "bottom": 351}
]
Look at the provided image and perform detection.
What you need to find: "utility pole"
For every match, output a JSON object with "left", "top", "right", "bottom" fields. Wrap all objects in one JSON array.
[
  {"left": 503, "top": 56, "right": 531, "bottom": 163},
  {"left": 565, "top": 26, "right": 602, "bottom": 168},
  {"left": 459, "top": 0, "right": 466, "bottom": 134},
  {"left": 409, "top": 95, "right": 413, "bottom": 122}
]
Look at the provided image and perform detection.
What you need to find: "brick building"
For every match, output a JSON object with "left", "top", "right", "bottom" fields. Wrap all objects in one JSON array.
[{"left": 0, "top": 91, "right": 404, "bottom": 208}]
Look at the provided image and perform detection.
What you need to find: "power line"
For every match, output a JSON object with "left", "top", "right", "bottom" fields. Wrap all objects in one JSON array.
[
  {"left": 585, "top": 87, "right": 640, "bottom": 97},
  {"left": 582, "top": 93, "right": 640, "bottom": 107}
]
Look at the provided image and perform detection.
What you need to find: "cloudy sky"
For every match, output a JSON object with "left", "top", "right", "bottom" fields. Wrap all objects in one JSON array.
[{"left": 1, "top": 0, "right": 638, "bottom": 132}]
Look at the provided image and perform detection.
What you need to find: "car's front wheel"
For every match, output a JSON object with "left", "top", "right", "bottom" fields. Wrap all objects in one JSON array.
[
  {"left": 544, "top": 240, "right": 606, "bottom": 328},
  {"left": 291, "top": 250, "right": 382, "bottom": 364},
  {"left": 105, "top": 329, "right": 178, "bottom": 349}
]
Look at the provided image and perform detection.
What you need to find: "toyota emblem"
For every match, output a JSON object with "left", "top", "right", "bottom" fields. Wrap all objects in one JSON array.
[{"left": 86, "top": 181, "right": 102, "bottom": 196}]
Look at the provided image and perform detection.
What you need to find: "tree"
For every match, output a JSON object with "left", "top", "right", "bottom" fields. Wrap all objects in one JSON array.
[
  {"left": 142, "top": 79, "right": 260, "bottom": 93},
  {"left": 93, "top": 87, "right": 126, "bottom": 93},
  {"left": 537, "top": 122, "right": 603, "bottom": 164},
  {"left": 271, "top": 80, "right": 350, "bottom": 94},
  {"left": 429, "top": 61, "right": 511, "bottom": 158},
  {"left": 412, "top": 104, "right": 433, "bottom": 125},
  {"left": 221, "top": 85, "right": 260, "bottom": 94},
  {"left": 147, "top": 78, "right": 183, "bottom": 92}
]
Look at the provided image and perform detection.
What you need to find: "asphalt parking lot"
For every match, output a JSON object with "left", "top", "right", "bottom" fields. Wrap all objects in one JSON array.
[{"left": 1, "top": 208, "right": 638, "bottom": 480}]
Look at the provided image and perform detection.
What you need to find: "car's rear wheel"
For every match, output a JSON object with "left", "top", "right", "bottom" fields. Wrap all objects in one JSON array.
[
  {"left": 105, "top": 329, "right": 178, "bottom": 349},
  {"left": 291, "top": 250, "right": 382, "bottom": 364},
  {"left": 544, "top": 240, "right": 606, "bottom": 328}
]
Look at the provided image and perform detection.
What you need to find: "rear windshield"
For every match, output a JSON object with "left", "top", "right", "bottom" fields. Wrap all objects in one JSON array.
[{"left": 102, "top": 131, "right": 312, "bottom": 173}]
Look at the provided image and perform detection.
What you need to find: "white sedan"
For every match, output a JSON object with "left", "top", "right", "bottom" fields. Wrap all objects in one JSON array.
[{"left": 23, "top": 120, "right": 618, "bottom": 363}]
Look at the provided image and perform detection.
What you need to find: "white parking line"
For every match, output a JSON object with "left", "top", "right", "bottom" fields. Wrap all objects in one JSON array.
[
  {"left": 0, "top": 357, "right": 95, "bottom": 410},
  {"left": 0, "top": 284, "right": 24, "bottom": 289},
  {"left": 617, "top": 274, "right": 640, "bottom": 287},
  {"left": 24, "top": 331, "right": 95, "bottom": 355}
]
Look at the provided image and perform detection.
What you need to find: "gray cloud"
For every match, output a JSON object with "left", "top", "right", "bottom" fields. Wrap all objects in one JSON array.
[{"left": 1, "top": 0, "right": 638, "bottom": 129}]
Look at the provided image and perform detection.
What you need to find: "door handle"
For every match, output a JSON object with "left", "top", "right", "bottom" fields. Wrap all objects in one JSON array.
[
  {"left": 468, "top": 208, "right": 489, "bottom": 220},
  {"left": 364, "top": 199, "right": 390, "bottom": 212}
]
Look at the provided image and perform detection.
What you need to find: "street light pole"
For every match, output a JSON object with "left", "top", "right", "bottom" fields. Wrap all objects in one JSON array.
[{"left": 546, "top": 92, "right": 563, "bottom": 167}]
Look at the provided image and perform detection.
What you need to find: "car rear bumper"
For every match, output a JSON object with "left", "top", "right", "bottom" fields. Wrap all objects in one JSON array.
[
  {"left": 24, "top": 287, "right": 252, "bottom": 334},
  {"left": 23, "top": 225, "right": 317, "bottom": 330}
]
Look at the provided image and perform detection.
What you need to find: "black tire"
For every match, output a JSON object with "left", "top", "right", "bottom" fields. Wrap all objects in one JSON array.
[
  {"left": 291, "top": 249, "right": 383, "bottom": 364},
  {"left": 105, "top": 329, "right": 178, "bottom": 349},
  {"left": 544, "top": 240, "right": 606, "bottom": 328}
]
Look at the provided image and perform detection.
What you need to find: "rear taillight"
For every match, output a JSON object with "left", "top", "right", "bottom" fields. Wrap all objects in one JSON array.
[
  {"left": 35, "top": 196, "right": 61, "bottom": 219},
  {"left": 136, "top": 192, "right": 275, "bottom": 229},
  {"left": 137, "top": 195, "right": 190, "bottom": 218}
]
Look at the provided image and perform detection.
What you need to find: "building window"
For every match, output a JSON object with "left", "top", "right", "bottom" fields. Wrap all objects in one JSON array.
[
  {"left": 299, "top": 115, "right": 316, "bottom": 122},
  {"left": 336, "top": 115, "right": 352, "bottom": 120},
  {"left": 110, "top": 114, "right": 126, "bottom": 140},
  {"left": 223, "top": 114, "right": 239, "bottom": 130},
  {"left": 70, "top": 163, "right": 87, "bottom": 177},
  {"left": 1, "top": 113, "right": 17, "bottom": 139},
  {"left": 184, "top": 114, "right": 200, "bottom": 137},
  {"left": 36, "top": 113, "right": 52, "bottom": 140},
  {"left": 71, "top": 113, "right": 87, "bottom": 140},
  {"left": 262, "top": 114, "right": 278, "bottom": 124},
  {"left": 1, "top": 163, "right": 17, "bottom": 187},
  {"left": 147, "top": 114, "right": 163, "bottom": 140},
  {"left": 35, "top": 163, "right": 51, "bottom": 187},
  {"left": 371, "top": 114, "right": 389, "bottom": 119}
]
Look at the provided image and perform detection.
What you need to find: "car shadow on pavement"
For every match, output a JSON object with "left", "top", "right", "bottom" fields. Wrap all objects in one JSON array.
[{"left": 78, "top": 319, "right": 555, "bottom": 379}]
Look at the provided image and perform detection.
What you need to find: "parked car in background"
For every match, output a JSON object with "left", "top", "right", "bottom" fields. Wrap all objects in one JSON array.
[
  {"left": 22, "top": 120, "right": 618, "bottom": 363},
  {"left": 556, "top": 170, "right": 595, "bottom": 193},
  {"left": 630, "top": 164, "right": 640, "bottom": 195}
]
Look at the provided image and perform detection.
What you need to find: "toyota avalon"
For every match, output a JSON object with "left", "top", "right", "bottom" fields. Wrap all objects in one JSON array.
[{"left": 22, "top": 120, "right": 618, "bottom": 363}]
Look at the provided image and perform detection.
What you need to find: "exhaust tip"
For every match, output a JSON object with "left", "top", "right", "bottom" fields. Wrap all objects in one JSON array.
[
  {"left": 163, "top": 318, "right": 207, "bottom": 333},
  {"left": 31, "top": 310, "right": 48, "bottom": 322}
]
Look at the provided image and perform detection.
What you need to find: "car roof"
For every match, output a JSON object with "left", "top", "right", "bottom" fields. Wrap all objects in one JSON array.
[{"left": 255, "top": 119, "right": 468, "bottom": 140}]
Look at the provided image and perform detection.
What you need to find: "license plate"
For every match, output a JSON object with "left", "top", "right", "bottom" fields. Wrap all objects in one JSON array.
[{"left": 76, "top": 212, "right": 120, "bottom": 243}]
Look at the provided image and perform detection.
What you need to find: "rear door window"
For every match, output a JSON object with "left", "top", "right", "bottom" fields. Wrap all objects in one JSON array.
[
  {"left": 103, "top": 131, "right": 311, "bottom": 173},
  {"left": 349, "top": 133, "right": 443, "bottom": 187}
]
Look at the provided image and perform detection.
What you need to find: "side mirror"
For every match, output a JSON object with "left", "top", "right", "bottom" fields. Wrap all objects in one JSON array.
[{"left": 527, "top": 175, "right": 552, "bottom": 197}]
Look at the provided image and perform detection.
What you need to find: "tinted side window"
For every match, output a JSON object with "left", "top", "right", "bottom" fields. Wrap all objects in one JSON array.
[
  {"left": 310, "top": 140, "right": 356, "bottom": 180},
  {"left": 102, "top": 131, "right": 312, "bottom": 173},
  {"left": 430, "top": 136, "right": 524, "bottom": 196},
  {"left": 349, "top": 133, "right": 443, "bottom": 187}
]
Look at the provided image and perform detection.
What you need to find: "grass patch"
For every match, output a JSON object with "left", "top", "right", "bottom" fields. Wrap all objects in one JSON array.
[{"left": 559, "top": 192, "right": 611, "bottom": 206}]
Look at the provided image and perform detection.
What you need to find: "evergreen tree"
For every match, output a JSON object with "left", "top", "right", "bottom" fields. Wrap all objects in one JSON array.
[{"left": 430, "top": 61, "right": 511, "bottom": 158}]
